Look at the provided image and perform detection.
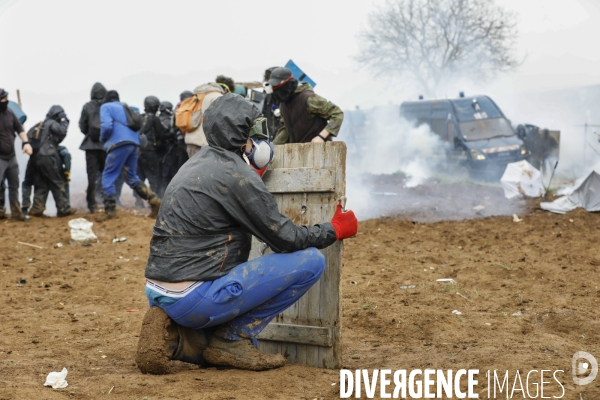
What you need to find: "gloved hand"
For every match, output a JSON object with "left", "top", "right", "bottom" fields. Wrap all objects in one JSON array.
[
  {"left": 64, "top": 170, "right": 71, "bottom": 183},
  {"left": 331, "top": 203, "right": 358, "bottom": 240},
  {"left": 58, "top": 112, "right": 67, "bottom": 120}
]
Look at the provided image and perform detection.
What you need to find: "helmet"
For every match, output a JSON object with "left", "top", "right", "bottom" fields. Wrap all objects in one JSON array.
[
  {"left": 159, "top": 101, "right": 173, "bottom": 113},
  {"left": 263, "top": 66, "right": 279, "bottom": 82},
  {"left": 144, "top": 96, "right": 160, "bottom": 113}
]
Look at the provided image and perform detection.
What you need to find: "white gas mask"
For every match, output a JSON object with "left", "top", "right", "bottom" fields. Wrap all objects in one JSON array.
[{"left": 243, "top": 117, "right": 274, "bottom": 177}]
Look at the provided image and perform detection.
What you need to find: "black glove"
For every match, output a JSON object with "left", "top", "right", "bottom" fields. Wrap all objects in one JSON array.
[{"left": 58, "top": 112, "right": 67, "bottom": 120}]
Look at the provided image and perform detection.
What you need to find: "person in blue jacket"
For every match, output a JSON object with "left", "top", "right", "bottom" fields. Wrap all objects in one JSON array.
[{"left": 99, "top": 90, "right": 161, "bottom": 220}]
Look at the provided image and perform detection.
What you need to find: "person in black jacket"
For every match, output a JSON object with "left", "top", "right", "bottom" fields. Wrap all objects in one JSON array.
[
  {"left": 157, "top": 101, "right": 178, "bottom": 197},
  {"left": 26, "top": 105, "right": 76, "bottom": 217},
  {"left": 0, "top": 88, "right": 32, "bottom": 220},
  {"left": 22, "top": 144, "right": 72, "bottom": 216},
  {"left": 79, "top": 82, "right": 107, "bottom": 214},
  {"left": 135, "top": 94, "right": 358, "bottom": 373},
  {"left": 135, "top": 96, "right": 164, "bottom": 204}
]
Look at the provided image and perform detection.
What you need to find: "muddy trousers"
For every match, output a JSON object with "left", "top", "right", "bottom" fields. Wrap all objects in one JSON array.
[
  {"left": 146, "top": 248, "right": 325, "bottom": 340},
  {"left": 21, "top": 158, "right": 35, "bottom": 211},
  {"left": 85, "top": 150, "right": 106, "bottom": 211},
  {"left": 102, "top": 144, "right": 141, "bottom": 197},
  {"left": 27, "top": 155, "right": 71, "bottom": 215},
  {"left": 0, "top": 157, "right": 19, "bottom": 214}
]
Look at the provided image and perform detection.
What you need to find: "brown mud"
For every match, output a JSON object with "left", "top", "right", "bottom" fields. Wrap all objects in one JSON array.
[{"left": 1, "top": 192, "right": 599, "bottom": 399}]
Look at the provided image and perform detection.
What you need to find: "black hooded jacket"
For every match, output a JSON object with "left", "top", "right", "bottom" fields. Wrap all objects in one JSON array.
[
  {"left": 0, "top": 107, "right": 23, "bottom": 161},
  {"left": 79, "top": 82, "right": 107, "bottom": 151},
  {"left": 32, "top": 105, "right": 69, "bottom": 157},
  {"left": 145, "top": 94, "right": 336, "bottom": 282}
]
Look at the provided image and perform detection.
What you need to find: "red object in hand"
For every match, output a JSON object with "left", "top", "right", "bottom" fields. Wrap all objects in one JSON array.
[{"left": 331, "top": 204, "right": 358, "bottom": 240}]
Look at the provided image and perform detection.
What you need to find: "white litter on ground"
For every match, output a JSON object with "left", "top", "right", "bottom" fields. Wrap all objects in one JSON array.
[
  {"left": 501, "top": 161, "right": 545, "bottom": 199},
  {"left": 44, "top": 368, "right": 68, "bottom": 389},
  {"left": 68, "top": 218, "right": 98, "bottom": 245},
  {"left": 436, "top": 278, "right": 457, "bottom": 284}
]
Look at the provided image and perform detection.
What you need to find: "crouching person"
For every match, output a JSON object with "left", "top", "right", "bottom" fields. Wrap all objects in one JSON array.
[
  {"left": 98, "top": 90, "right": 161, "bottom": 220},
  {"left": 135, "top": 94, "right": 358, "bottom": 373}
]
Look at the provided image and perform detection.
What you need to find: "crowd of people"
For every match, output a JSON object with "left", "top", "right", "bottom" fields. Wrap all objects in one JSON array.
[{"left": 0, "top": 67, "right": 345, "bottom": 221}]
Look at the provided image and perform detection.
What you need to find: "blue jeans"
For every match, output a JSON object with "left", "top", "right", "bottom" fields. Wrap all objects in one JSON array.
[
  {"left": 102, "top": 145, "right": 141, "bottom": 197},
  {"left": 147, "top": 248, "right": 325, "bottom": 340}
]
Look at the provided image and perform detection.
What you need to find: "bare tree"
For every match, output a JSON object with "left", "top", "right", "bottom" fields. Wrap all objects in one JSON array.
[{"left": 357, "top": 0, "right": 519, "bottom": 96}]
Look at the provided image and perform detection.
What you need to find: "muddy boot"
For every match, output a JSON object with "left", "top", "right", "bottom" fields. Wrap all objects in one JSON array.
[
  {"left": 202, "top": 335, "right": 286, "bottom": 371},
  {"left": 0, "top": 207, "right": 5, "bottom": 219},
  {"left": 88, "top": 204, "right": 97, "bottom": 214},
  {"left": 57, "top": 208, "right": 78, "bottom": 218},
  {"left": 135, "top": 307, "right": 208, "bottom": 375},
  {"left": 96, "top": 196, "right": 117, "bottom": 222},
  {"left": 28, "top": 207, "right": 45, "bottom": 217},
  {"left": 10, "top": 202, "right": 26, "bottom": 221},
  {"left": 134, "top": 183, "right": 161, "bottom": 219}
]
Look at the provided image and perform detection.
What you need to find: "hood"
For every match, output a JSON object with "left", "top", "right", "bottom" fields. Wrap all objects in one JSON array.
[
  {"left": 193, "top": 82, "right": 224, "bottom": 95},
  {"left": 180, "top": 90, "right": 193, "bottom": 101},
  {"left": 203, "top": 94, "right": 261, "bottom": 152},
  {"left": 103, "top": 90, "right": 120, "bottom": 104},
  {"left": 91, "top": 82, "right": 107, "bottom": 101},
  {"left": 46, "top": 105, "right": 65, "bottom": 120}
]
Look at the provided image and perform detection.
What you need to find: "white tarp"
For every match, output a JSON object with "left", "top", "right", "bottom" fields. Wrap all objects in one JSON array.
[
  {"left": 541, "top": 170, "right": 600, "bottom": 214},
  {"left": 500, "top": 160, "right": 546, "bottom": 199}
]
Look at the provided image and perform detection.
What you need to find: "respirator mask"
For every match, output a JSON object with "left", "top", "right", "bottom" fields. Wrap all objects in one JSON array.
[{"left": 242, "top": 117, "right": 274, "bottom": 177}]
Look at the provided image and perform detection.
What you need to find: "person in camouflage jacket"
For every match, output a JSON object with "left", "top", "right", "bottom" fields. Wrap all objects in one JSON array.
[{"left": 268, "top": 67, "right": 343, "bottom": 145}]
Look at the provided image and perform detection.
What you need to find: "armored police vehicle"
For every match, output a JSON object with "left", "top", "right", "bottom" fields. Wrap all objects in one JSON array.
[{"left": 400, "top": 95, "right": 528, "bottom": 175}]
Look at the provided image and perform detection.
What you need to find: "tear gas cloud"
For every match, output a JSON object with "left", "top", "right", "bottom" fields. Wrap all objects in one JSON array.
[{"left": 345, "top": 105, "right": 450, "bottom": 187}]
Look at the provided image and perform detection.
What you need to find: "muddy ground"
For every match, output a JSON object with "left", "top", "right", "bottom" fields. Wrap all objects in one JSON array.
[{"left": 1, "top": 183, "right": 600, "bottom": 399}]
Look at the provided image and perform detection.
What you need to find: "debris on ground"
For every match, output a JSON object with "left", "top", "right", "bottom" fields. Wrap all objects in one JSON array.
[
  {"left": 500, "top": 160, "right": 545, "bottom": 199},
  {"left": 68, "top": 218, "right": 98, "bottom": 245},
  {"left": 436, "top": 278, "right": 457, "bottom": 284},
  {"left": 44, "top": 368, "right": 68, "bottom": 389}
]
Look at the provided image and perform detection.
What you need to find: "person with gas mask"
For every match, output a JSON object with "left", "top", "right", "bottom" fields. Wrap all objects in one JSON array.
[
  {"left": 24, "top": 105, "right": 76, "bottom": 217},
  {"left": 99, "top": 90, "right": 161, "bottom": 219},
  {"left": 135, "top": 94, "right": 358, "bottom": 373},
  {"left": 0, "top": 88, "right": 32, "bottom": 220},
  {"left": 261, "top": 67, "right": 282, "bottom": 141},
  {"left": 265, "top": 67, "right": 344, "bottom": 145},
  {"left": 136, "top": 95, "right": 165, "bottom": 203}
]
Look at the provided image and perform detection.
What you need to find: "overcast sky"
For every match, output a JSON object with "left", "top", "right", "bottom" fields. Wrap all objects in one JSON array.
[
  {"left": 1, "top": 0, "right": 599, "bottom": 186},
  {"left": 1, "top": 0, "right": 599, "bottom": 106}
]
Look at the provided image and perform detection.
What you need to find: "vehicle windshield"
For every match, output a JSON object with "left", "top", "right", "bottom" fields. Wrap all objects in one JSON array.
[
  {"left": 459, "top": 118, "right": 515, "bottom": 141},
  {"left": 452, "top": 97, "right": 503, "bottom": 122}
]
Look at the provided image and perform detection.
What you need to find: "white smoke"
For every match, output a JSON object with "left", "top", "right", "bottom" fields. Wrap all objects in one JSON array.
[{"left": 345, "top": 104, "right": 449, "bottom": 187}]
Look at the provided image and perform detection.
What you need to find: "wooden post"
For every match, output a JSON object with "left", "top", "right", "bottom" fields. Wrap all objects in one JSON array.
[
  {"left": 250, "top": 141, "right": 346, "bottom": 369},
  {"left": 16, "top": 89, "right": 22, "bottom": 108}
]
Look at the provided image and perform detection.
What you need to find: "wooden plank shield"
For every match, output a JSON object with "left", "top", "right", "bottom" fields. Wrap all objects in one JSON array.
[{"left": 251, "top": 142, "right": 346, "bottom": 369}]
